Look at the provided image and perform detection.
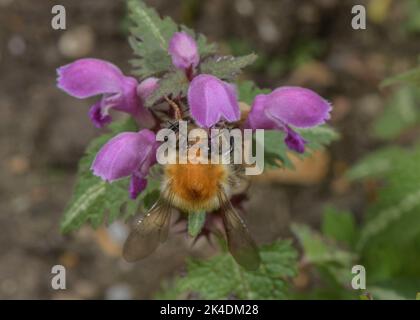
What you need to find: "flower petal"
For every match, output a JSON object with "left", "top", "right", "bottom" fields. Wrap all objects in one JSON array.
[
  {"left": 284, "top": 127, "right": 307, "bottom": 153},
  {"left": 57, "top": 58, "right": 157, "bottom": 128},
  {"left": 129, "top": 174, "right": 148, "bottom": 199},
  {"left": 91, "top": 129, "right": 157, "bottom": 181},
  {"left": 89, "top": 100, "right": 112, "bottom": 128},
  {"left": 246, "top": 87, "right": 331, "bottom": 130},
  {"left": 114, "top": 76, "right": 137, "bottom": 111},
  {"left": 57, "top": 58, "right": 126, "bottom": 98},
  {"left": 244, "top": 94, "right": 277, "bottom": 130},
  {"left": 137, "top": 77, "right": 159, "bottom": 101},
  {"left": 168, "top": 32, "right": 200, "bottom": 70},
  {"left": 265, "top": 87, "right": 331, "bottom": 128},
  {"left": 188, "top": 74, "right": 240, "bottom": 127}
]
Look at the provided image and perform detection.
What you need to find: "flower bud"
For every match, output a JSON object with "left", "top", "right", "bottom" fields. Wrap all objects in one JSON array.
[{"left": 168, "top": 32, "right": 199, "bottom": 70}]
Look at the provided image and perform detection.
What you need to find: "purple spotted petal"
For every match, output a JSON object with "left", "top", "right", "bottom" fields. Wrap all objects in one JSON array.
[
  {"left": 129, "top": 174, "right": 148, "bottom": 199},
  {"left": 168, "top": 32, "right": 199, "bottom": 70},
  {"left": 91, "top": 129, "right": 157, "bottom": 182},
  {"left": 284, "top": 127, "right": 306, "bottom": 153},
  {"left": 246, "top": 86, "right": 331, "bottom": 130},
  {"left": 188, "top": 74, "right": 240, "bottom": 127}
]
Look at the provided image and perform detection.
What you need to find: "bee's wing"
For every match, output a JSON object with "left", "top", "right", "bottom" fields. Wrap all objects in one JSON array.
[
  {"left": 122, "top": 198, "right": 172, "bottom": 262},
  {"left": 218, "top": 190, "right": 261, "bottom": 271}
]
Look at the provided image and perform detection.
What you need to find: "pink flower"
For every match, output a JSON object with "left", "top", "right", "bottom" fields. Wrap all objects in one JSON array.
[
  {"left": 188, "top": 74, "right": 240, "bottom": 127},
  {"left": 91, "top": 129, "right": 159, "bottom": 199},
  {"left": 245, "top": 87, "right": 331, "bottom": 153},
  {"left": 57, "top": 58, "right": 156, "bottom": 128},
  {"left": 168, "top": 32, "right": 200, "bottom": 70}
]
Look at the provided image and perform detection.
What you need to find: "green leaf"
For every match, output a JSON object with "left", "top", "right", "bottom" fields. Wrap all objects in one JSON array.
[
  {"left": 357, "top": 146, "right": 420, "bottom": 250},
  {"left": 292, "top": 224, "right": 356, "bottom": 266},
  {"left": 380, "top": 67, "right": 420, "bottom": 88},
  {"left": 368, "top": 287, "right": 407, "bottom": 300},
  {"left": 405, "top": 0, "right": 420, "bottom": 33},
  {"left": 372, "top": 87, "right": 420, "bottom": 140},
  {"left": 200, "top": 54, "right": 257, "bottom": 81},
  {"left": 60, "top": 175, "right": 107, "bottom": 233},
  {"left": 60, "top": 118, "right": 160, "bottom": 233},
  {"left": 261, "top": 126, "right": 338, "bottom": 170},
  {"left": 158, "top": 240, "right": 298, "bottom": 299},
  {"left": 354, "top": 145, "right": 420, "bottom": 283},
  {"left": 297, "top": 126, "right": 340, "bottom": 153},
  {"left": 128, "top": 0, "right": 216, "bottom": 78},
  {"left": 188, "top": 211, "right": 206, "bottom": 237},
  {"left": 292, "top": 224, "right": 357, "bottom": 288},
  {"left": 322, "top": 206, "right": 357, "bottom": 247},
  {"left": 346, "top": 146, "right": 403, "bottom": 181},
  {"left": 237, "top": 80, "right": 270, "bottom": 105},
  {"left": 262, "top": 130, "right": 293, "bottom": 169},
  {"left": 366, "top": 278, "right": 420, "bottom": 300},
  {"left": 145, "top": 69, "right": 189, "bottom": 106}
]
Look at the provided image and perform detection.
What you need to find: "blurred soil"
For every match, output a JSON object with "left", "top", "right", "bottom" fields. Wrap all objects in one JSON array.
[{"left": 0, "top": 0, "right": 419, "bottom": 298}]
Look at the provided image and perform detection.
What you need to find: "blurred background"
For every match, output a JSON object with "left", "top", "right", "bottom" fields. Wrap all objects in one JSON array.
[{"left": 1, "top": 0, "right": 420, "bottom": 299}]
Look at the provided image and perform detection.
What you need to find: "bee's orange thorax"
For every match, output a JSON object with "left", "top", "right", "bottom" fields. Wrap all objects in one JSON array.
[{"left": 164, "top": 162, "right": 229, "bottom": 213}]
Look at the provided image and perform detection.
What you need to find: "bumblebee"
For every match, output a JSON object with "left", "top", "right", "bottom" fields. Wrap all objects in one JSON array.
[{"left": 123, "top": 102, "right": 260, "bottom": 270}]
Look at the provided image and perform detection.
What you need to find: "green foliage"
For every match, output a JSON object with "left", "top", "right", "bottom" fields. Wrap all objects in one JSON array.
[
  {"left": 200, "top": 54, "right": 257, "bottom": 81},
  {"left": 227, "top": 37, "right": 325, "bottom": 77},
  {"left": 356, "top": 147, "right": 420, "bottom": 285},
  {"left": 292, "top": 224, "right": 356, "bottom": 267},
  {"left": 60, "top": 118, "right": 160, "bottom": 233},
  {"left": 373, "top": 65, "right": 420, "bottom": 141},
  {"left": 145, "top": 69, "right": 189, "bottom": 107},
  {"left": 322, "top": 207, "right": 357, "bottom": 248},
  {"left": 128, "top": 0, "right": 215, "bottom": 78},
  {"left": 381, "top": 67, "right": 420, "bottom": 88},
  {"left": 358, "top": 146, "right": 420, "bottom": 250},
  {"left": 404, "top": 0, "right": 420, "bottom": 34},
  {"left": 372, "top": 87, "right": 420, "bottom": 140},
  {"left": 298, "top": 144, "right": 420, "bottom": 299},
  {"left": 157, "top": 240, "right": 298, "bottom": 300},
  {"left": 237, "top": 81, "right": 270, "bottom": 105},
  {"left": 262, "top": 126, "right": 339, "bottom": 170},
  {"left": 298, "top": 126, "right": 340, "bottom": 154},
  {"left": 188, "top": 211, "right": 206, "bottom": 237},
  {"left": 262, "top": 130, "right": 293, "bottom": 169},
  {"left": 291, "top": 223, "right": 357, "bottom": 296},
  {"left": 346, "top": 146, "right": 402, "bottom": 181}
]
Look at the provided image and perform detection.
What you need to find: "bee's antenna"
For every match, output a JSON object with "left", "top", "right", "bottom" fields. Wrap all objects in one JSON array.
[{"left": 164, "top": 96, "right": 182, "bottom": 120}]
